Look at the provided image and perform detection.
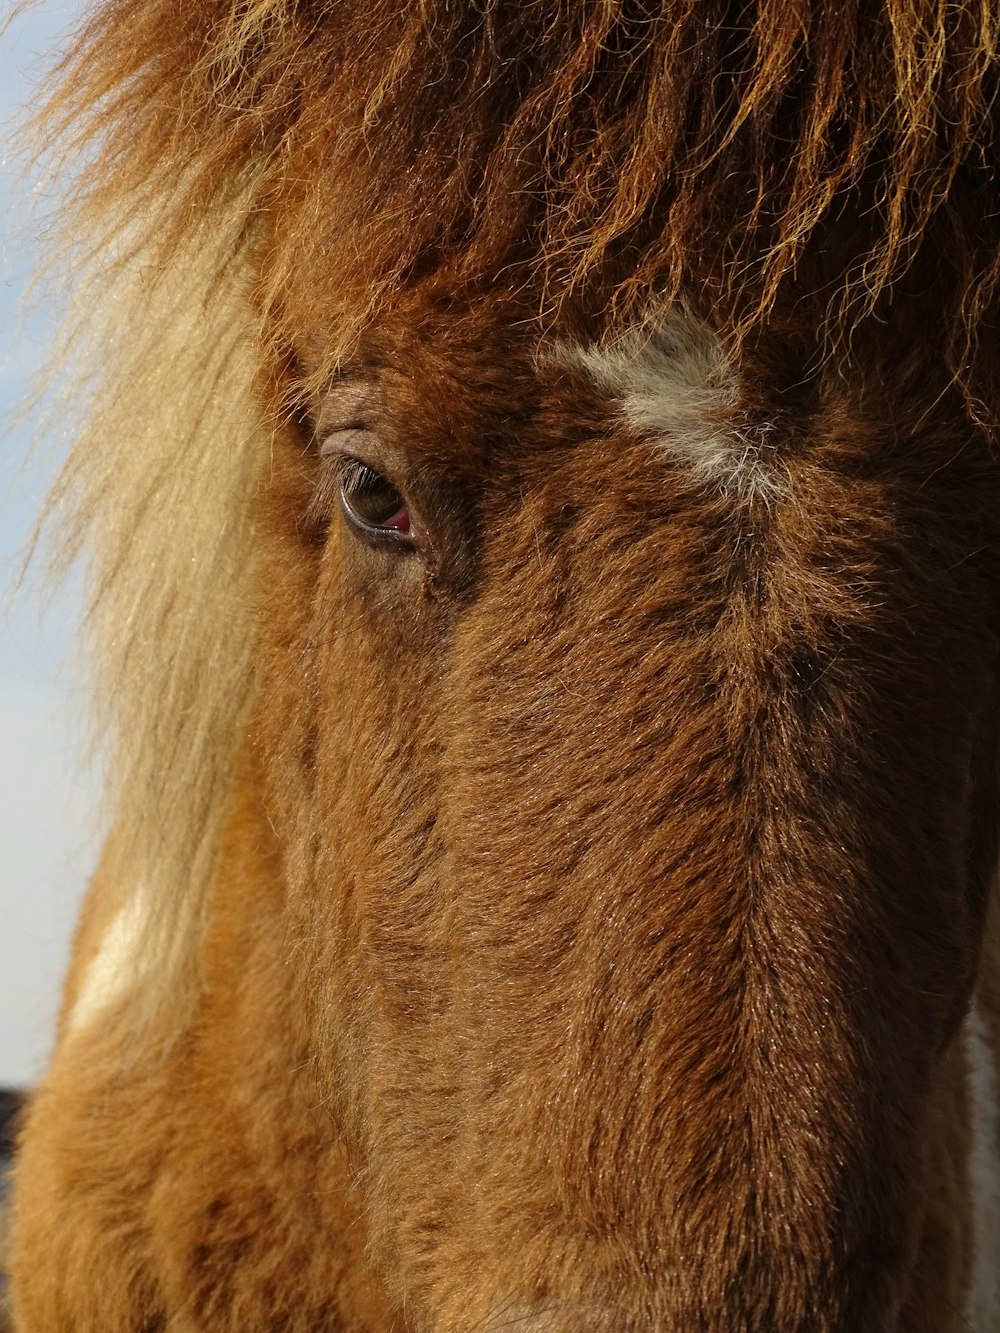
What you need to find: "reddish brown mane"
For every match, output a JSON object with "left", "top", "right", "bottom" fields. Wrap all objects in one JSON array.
[{"left": 45, "top": 1, "right": 1000, "bottom": 397}]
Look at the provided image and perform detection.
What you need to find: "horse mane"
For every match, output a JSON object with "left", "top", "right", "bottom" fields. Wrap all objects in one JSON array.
[
  {"left": 38, "top": 201, "right": 263, "bottom": 1035},
  {"left": 32, "top": 0, "right": 1000, "bottom": 1031}
]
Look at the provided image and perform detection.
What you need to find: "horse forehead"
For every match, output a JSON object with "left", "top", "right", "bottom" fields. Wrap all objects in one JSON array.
[{"left": 325, "top": 306, "right": 754, "bottom": 490}]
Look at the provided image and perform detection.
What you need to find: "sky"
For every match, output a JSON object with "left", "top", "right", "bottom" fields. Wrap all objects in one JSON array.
[{"left": 0, "top": 0, "right": 98, "bottom": 1088}]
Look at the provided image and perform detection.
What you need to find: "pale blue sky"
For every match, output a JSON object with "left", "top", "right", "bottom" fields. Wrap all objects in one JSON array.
[{"left": 1, "top": 0, "right": 98, "bottom": 1087}]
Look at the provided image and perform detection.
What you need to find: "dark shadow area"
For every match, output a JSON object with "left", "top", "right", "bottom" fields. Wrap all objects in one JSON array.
[
  {"left": 0, "top": 1091, "right": 24, "bottom": 1162},
  {"left": 0, "top": 1089, "right": 25, "bottom": 1333}
]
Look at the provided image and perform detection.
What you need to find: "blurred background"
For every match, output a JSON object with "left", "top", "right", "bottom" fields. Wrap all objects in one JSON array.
[{"left": 1, "top": 0, "right": 98, "bottom": 1090}]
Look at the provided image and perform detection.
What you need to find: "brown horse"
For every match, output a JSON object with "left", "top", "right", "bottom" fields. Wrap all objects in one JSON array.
[{"left": 9, "top": 1, "right": 1000, "bottom": 1329}]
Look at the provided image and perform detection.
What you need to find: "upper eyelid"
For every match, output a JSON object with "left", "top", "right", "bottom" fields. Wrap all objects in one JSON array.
[{"left": 319, "top": 428, "right": 381, "bottom": 462}]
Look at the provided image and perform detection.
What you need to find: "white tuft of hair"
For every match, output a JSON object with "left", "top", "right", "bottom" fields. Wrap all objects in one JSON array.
[{"left": 556, "top": 306, "right": 784, "bottom": 505}]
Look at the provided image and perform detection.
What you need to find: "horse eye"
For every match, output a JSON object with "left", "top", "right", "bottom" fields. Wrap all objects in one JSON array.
[{"left": 338, "top": 456, "right": 414, "bottom": 542}]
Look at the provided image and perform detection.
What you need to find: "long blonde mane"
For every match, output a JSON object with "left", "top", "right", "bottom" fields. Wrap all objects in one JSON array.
[{"left": 39, "top": 191, "right": 265, "bottom": 1028}]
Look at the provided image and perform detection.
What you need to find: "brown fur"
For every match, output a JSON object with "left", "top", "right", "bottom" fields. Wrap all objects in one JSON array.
[{"left": 10, "top": 2, "right": 1000, "bottom": 1329}]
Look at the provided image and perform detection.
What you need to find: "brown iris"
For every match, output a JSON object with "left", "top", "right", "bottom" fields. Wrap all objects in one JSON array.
[
  {"left": 339, "top": 457, "right": 410, "bottom": 533},
  {"left": 302, "top": 428, "right": 417, "bottom": 548}
]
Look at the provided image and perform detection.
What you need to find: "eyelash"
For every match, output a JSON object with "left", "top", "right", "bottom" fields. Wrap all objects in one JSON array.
[
  {"left": 304, "top": 451, "right": 417, "bottom": 550},
  {"left": 338, "top": 457, "right": 412, "bottom": 537}
]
